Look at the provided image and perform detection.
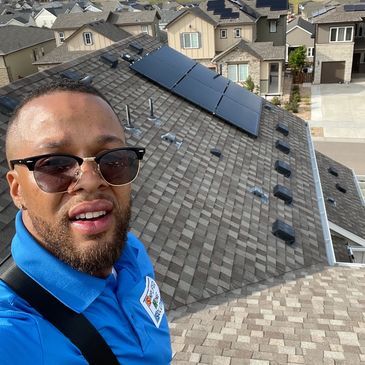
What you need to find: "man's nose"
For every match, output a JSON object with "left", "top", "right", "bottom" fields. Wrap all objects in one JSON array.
[{"left": 68, "top": 161, "right": 108, "bottom": 193}]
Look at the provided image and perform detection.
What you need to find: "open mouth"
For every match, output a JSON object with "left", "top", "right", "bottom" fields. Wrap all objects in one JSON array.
[{"left": 73, "top": 210, "right": 108, "bottom": 221}]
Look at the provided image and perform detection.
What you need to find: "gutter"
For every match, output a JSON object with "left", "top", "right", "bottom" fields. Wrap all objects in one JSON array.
[{"left": 306, "top": 124, "right": 336, "bottom": 265}]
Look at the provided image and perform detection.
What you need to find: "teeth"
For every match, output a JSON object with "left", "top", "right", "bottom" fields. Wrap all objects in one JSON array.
[{"left": 75, "top": 211, "right": 106, "bottom": 220}]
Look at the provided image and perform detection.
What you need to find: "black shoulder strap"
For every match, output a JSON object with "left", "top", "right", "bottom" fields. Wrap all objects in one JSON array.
[{"left": 1, "top": 262, "right": 119, "bottom": 365}]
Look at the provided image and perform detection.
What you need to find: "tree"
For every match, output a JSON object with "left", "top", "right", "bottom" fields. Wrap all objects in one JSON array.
[{"left": 288, "top": 46, "right": 306, "bottom": 72}]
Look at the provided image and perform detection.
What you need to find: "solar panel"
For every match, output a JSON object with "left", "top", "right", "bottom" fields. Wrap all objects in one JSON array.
[
  {"left": 0, "top": 95, "right": 19, "bottom": 116},
  {"left": 130, "top": 46, "right": 196, "bottom": 89},
  {"left": 130, "top": 46, "right": 262, "bottom": 137},
  {"left": 256, "top": 0, "right": 288, "bottom": 11}
]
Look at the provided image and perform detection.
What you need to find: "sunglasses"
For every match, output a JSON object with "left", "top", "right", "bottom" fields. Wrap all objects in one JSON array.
[{"left": 10, "top": 147, "right": 145, "bottom": 193}]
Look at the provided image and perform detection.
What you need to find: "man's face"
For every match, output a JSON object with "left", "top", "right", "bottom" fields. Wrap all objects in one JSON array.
[{"left": 6, "top": 91, "right": 132, "bottom": 277}]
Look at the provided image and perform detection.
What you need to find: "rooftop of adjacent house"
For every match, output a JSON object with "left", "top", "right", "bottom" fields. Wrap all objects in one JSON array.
[
  {"left": 82, "top": 20, "right": 131, "bottom": 41},
  {"left": 159, "top": 8, "right": 184, "bottom": 25},
  {"left": 51, "top": 10, "right": 111, "bottom": 30},
  {"left": 213, "top": 39, "right": 285, "bottom": 61},
  {"left": 0, "top": 13, "right": 28, "bottom": 24},
  {"left": 316, "top": 150, "right": 365, "bottom": 253},
  {"left": 287, "top": 16, "right": 315, "bottom": 35},
  {"left": 312, "top": 2, "right": 365, "bottom": 23},
  {"left": 0, "top": 34, "right": 328, "bottom": 311},
  {"left": 110, "top": 9, "right": 160, "bottom": 25},
  {"left": 0, "top": 25, "right": 55, "bottom": 55}
]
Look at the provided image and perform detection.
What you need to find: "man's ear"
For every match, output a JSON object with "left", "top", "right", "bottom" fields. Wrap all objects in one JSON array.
[{"left": 6, "top": 169, "right": 24, "bottom": 210}]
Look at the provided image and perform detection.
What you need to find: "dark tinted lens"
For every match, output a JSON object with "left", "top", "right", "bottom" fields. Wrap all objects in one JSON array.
[
  {"left": 99, "top": 149, "right": 139, "bottom": 185},
  {"left": 34, "top": 156, "right": 78, "bottom": 193}
]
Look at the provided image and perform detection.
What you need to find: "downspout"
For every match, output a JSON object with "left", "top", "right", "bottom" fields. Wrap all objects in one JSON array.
[{"left": 306, "top": 124, "right": 336, "bottom": 265}]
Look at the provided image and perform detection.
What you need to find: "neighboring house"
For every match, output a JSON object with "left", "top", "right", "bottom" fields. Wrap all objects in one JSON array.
[
  {"left": 0, "top": 11, "right": 35, "bottom": 26},
  {"left": 312, "top": 3, "right": 365, "bottom": 84},
  {"left": 52, "top": 11, "right": 111, "bottom": 46},
  {"left": 84, "top": 4, "right": 103, "bottom": 12},
  {"left": 100, "top": 1, "right": 125, "bottom": 13},
  {"left": 34, "top": 3, "right": 76, "bottom": 28},
  {"left": 165, "top": 0, "right": 288, "bottom": 96},
  {"left": 34, "top": 20, "right": 130, "bottom": 70},
  {"left": 286, "top": 16, "right": 315, "bottom": 62},
  {"left": 0, "top": 25, "right": 55, "bottom": 86},
  {"left": 316, "top": 151, "right": 365, "bottom": 263},
  {"left": 2, "top": 33, "right": 365, "bottom": 362},
  {"left": 158, "top": 8, "right": 183, "bottom": 30},
  {"left": 110, "top": 10, "right": 160, "bottom": 37}
]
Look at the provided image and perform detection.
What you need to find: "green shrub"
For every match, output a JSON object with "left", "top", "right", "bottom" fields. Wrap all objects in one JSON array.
[{"left": 271, "top": 96, "right": 281, "bottom": 106}]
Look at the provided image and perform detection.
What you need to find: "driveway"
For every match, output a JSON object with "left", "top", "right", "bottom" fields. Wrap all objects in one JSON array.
[{"left": 309, "top": 80, "right": 365, "bottom": 175}]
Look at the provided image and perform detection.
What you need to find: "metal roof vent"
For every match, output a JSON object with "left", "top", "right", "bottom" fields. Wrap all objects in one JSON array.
[
  {"left": 60, "top": 70, "right": 82, "bottom": 81},
  {"left": 80, "top": 75, "right": 93, "bottom": 85},
  {"left": 272, "top": 219, "right": 295, "bottom": 244},
  {"left": 100, "top": 53, "right": 118, "bottom": 68},
  {"left": 264, "top": 104, "right": 272, "bottom": 110},
  {"left": 273, "top": 184, "right": 293, "bottom": 204},
  {"left": 249, "top": 186, "right": 269, "bottom": 204},
  {"left": 161, "top": 132, "right": 183, "bottom": 149},
  {"left": 0, "top": 95, "right": 19, "bottom": 115},
  {"left": 275, "top": 140, "right": 290, "bottom": 154},
  {"left": 328, "top": 166, "right": 339, "bottom": 177},
  {"left": 336, "top": 183, "right": 347, "bottom": 194},
  {"left": 124, "top": 105, "right": 141, "bottom": 137},
  {"left": 129, "top": 42, "right": 144, "bottom": 55},
  {"left": 327, "top": 197, "right": 336, "bottom": 206},
  {"left": 276, "top": 123, "right": 289, "bottom": 136},
  {"left": 121, "top": 53, "right": 135, "bottom": 63},
  {"left": 210, "top": 147, "right": 222, "bottom": 158},
  {"left": 274, "top": 160, "right": 291, "bottom": 178},
  {"left": 147, "top": 98, "right": 161, "bottom": 127}
]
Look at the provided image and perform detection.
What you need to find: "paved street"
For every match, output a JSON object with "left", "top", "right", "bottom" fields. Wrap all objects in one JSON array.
[{"left": 310, "top": 80, "right": 365, "bottom": 175}]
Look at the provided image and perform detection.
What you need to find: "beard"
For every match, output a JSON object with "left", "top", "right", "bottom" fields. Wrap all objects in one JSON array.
[{"left": 27, "top": 201, "right": 131, "bottom": 276}]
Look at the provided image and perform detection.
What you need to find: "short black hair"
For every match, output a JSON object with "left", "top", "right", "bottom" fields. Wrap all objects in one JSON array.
[{"left": 5, "top": 79, "right": 117, "bottom": 161}]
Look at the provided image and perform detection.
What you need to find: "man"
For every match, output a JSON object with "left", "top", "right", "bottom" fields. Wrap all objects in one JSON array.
[{"left": 0, "top": 80, "right": 172, "bottom": 364}]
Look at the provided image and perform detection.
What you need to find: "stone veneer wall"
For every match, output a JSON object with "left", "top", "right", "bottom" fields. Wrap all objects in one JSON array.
[{"left": 314, "top": 43, "right": 354, "bottom": 84}]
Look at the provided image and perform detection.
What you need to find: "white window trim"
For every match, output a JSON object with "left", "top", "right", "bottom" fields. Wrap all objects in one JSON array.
[
  {"left": 182, "top": 32, "right": 200, "bottom": 49},
  {"left": 59, "top": 31, "right": 65, "bottom": 43},
  {"left": 227, "top": 63, "right": 249, "bottom": 82},
  {"left": 329, "top": 26, "right": 353, "bottom": 42},
  {"left": 269, "top": 20, "right": 277, "bottom": 33},
  {"left": 307, "top": 47, "right": 314, "bottom": 57},
  {"left": 83, "top": 32, "right": 93, "bottom": 45},
  {"left": 220, "top": 29, "right": 227, "bottom": 39},
  {"left": 234, "top": 28, "right": 241, "bottom": 38},
  {"left": 141, "top": 25, "right": 149, "bottom": 34}
]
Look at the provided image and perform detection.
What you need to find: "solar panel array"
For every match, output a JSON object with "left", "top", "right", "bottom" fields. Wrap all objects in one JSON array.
[
  {"left": 344, "top": 3, "right": 365, "bottom": 11},
  {"left": 207, "top": 0, "right": 240, "bottom": 19},
  {"left": 130, "top": 46, "right": 262, "bottom": 137},
  {"left": 256, "top": 0, "right": 288, "bottom": 11}
]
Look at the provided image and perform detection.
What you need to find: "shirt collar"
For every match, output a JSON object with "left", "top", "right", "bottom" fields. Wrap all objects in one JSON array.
[{"left": 11, "top": 211, "right": 119, "bottom": 313}]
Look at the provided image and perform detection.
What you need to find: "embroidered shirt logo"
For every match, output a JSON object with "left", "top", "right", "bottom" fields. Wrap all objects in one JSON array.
[{"left": 140, "top": 276, "right": 164, "bottom": 328}]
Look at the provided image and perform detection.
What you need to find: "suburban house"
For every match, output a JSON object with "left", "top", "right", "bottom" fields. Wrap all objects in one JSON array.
[
  {"left": 1, "top": 33, "right": 365, "bottom": 362},
  {"left": 165, "top": 0, "right": 288, "bottom": 96},
  {"left": 313, "top": 2, "right": 365, "bottom": 84},
  {"left": 0, "top": 25, "right": 55, "bottom": 87},
  {"left": 34, "top": 3, "right": 79, "bottom": 28},
  {"left": 0, "top": 11, "right": 35, "bottom": 26},
  {"left": 109, "top": 10, "right": 161, "bottom": 37},
  {"left": 286, "top": 16, "right": 315, "bottom": 63},
  {"left": 52, "top": 11, "right": 111, "bottom": 46},
  {"left": 34, "top": 20, "right": 130, "bottom": 70}
]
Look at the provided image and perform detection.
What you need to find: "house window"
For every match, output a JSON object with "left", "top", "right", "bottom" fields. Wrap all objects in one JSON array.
[
  {"left": 220, "top": 29, "right": 227, "bottom": 39},
  {"left": 182, "top": 32, "right": 200, "bottom": 48},
  {"left": 307, "top": 47, "right": 314, "bottom": 57},
  {"left": 355, "top": 23, "right": 365, "bottom": 37},
  {"left": 269, "top": 20, "right": 277, "bottom": 33},
  {"left": 59, "top": 32, "right": 65, "bottom": 43},
  {"left": 83, "top": 32, "right": 93, "bottom": 45},
  {"left": 330, "top": 26, "right": 353, "bottom": 42},
  {"left": 141, "top": 25, "right": 149, "bottom": 34},
  {"left": 227, "top": 64, "right": 249, "bottom": 82},
  {"left": 234, "top": 28, "right": 241, "bottom": 38},
  {"left": 32, "top": 49, "right": 38, "bottom": 61}
]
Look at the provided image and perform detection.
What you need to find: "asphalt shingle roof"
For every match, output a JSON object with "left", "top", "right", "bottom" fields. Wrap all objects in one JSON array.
[
  {"left": 87, "top": 20, "right": 131, "bottom": 41},
  {"left": 110, "top": 9, "right": 159, "bottom": 25},
  {"left": 0, "top": 25, "right": 55, "bottom": 55},
  {"left": 52, "top": 10, "right": 111, "bottom": 30},
  {"left": 287, "top": 16, "right": 315, "bottom": 35},
  {"left": 0, "top": 34, "right": 328, "bottom": 311},
  {"left": 313, "top": 4, "right": 365, "bottom": 24}
]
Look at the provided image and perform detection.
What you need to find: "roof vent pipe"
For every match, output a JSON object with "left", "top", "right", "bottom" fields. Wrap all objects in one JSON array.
[
  {"left": 124, "top": 105, "right": 141, "bottom": 137},
  {"left": 148, "top": 98, "right": 161, "bottom": 126},
  {"left": 161, "top": 132, "right": 183, "bottom": 149}
]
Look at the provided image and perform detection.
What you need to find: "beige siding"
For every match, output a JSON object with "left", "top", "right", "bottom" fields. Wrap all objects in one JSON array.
[
  {"left": 119, "top": 21, "right": 158, "bottom": 37},
  {"left": 0, "top": 56, "right": 10, "bottom": 87},
  {"left": 215, "top": 24, "right": 254, "bottom": 52},
  {"left": 317, "top": 23, "right": 354, "bottom": 44},
  {"left": 55, "top": 30, "right": 75, "bottom": 47},
  {"left": 1, "top": 40, "right": 56, "bottom": 87},
  {"left": 167, "top": 13, "right": 215, "bottom": 59},
  {"left": 67, "top": 27, "right": 114, "bottom": 51},
  {"left": 287, "top": 27, "right": 314, "bottom": 48}
]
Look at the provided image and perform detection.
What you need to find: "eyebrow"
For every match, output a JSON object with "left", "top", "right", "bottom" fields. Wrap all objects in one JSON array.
[{"left": 39, "top": 135, "right": 125, "bottom": 150}]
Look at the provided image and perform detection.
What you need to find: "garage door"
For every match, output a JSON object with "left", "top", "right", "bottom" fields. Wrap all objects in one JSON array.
[{"left": 321, "top": 61, "right": 345, "bottom": 83}]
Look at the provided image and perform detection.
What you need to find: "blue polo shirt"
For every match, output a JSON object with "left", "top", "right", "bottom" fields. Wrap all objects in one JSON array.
[{"left": 0, "top": 212, "right": 172, "bottom": 364}]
